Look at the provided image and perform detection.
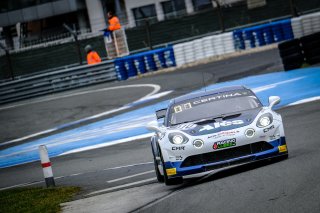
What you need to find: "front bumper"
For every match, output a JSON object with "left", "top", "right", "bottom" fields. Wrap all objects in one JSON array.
[{"left": 164, "top": 137, "right": 287, "bottom": 178}]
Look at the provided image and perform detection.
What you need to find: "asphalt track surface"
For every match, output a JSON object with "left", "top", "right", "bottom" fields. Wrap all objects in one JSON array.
[
  {"left": 0, "top": 47, "right": 281, "bottom": 144},
  {"left": 1, "top": 47, "right": 320, "bottom": 212}
]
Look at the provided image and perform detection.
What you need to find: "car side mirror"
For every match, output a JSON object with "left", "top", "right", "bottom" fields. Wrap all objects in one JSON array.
[
  {"left": 268, "top": 96, "right": 280, "bottom": 108},
  {"left": 156, "top": 108, "right": 167, "bottom": 119},
  {"left": 146, "top": 121, "right": 163, "bottom": 133}
]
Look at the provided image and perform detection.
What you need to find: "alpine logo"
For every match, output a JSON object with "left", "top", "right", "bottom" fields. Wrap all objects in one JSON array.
[
  {"left": 199, "top": 120, "right": 244, "bottom": 132},
  {"left": 213, "top": 138, "right": 236, "bottom": 150}
]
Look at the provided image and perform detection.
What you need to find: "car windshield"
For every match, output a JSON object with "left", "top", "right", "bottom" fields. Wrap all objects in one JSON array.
[{"left": 169, "top": 90, "right": 261, "bottom": 126}]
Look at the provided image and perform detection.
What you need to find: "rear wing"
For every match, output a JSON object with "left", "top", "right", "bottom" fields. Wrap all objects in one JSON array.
[{"left": 156, "top": 108, "right": 167, "bottom": 120}]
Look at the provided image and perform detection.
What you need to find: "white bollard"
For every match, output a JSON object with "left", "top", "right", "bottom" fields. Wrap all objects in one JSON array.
[{"left": 39, "top": 145, "right": 55, "bottom": 187}]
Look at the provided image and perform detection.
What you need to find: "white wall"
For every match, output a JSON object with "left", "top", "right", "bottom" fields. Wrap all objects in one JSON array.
[
  {"left": 125, "top": 0, "right": 166, "bottom": 28},
  {"left": 124, "top": 0, "right": 244, "bottom": 28},
  {"left": 85, "top": 0, "right": 106, "bottom": 32}
]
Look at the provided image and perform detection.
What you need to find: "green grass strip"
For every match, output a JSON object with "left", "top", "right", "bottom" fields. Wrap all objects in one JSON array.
[{"left": 0, "top": 186, "right": 80, "bottom": 213}]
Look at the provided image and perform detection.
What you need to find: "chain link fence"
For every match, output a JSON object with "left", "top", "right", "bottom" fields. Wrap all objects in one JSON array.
[{"left": 1, "top": 0, "right": 320, "bottom": 80}]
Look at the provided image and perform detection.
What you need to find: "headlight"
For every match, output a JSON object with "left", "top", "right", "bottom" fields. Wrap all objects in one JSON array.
[
  {"left": 256, "top": 113, "right": 273, "bottom": 128},
  {"left": 168, "top": 133, "right": 189, "bottom": 145},
  {"left": 173, "top": 135, "right": 183, "bottom": 145}
]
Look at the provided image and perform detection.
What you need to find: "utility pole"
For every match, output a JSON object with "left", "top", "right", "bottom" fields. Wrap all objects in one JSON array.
[{"left": 63, "top": 23, "right": 83, "bottom": 65}]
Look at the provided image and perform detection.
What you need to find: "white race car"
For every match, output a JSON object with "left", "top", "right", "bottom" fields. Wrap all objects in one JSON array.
[{"left": 148, "top": 85, "right": 288, "bottom": 185}]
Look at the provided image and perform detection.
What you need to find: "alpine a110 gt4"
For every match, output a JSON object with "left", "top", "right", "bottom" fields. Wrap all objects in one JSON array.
[{"left": 147, "top": 85, "right": 288, "bottom": 185}]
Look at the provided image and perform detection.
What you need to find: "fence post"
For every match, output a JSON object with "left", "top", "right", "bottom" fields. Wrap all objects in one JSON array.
[
  {"left": 0, "top": 43, "right": 14, "bottom": 80},
  {"left": 213, "top": 0, "right": 225, "bottom": 32},
  {"left": 63, "top": 23, "right": 83, "bottom": 65},
  {"left": 289, "top": 0, "right": 299, "bottom": 17},
  {"left": 145, "top": 18, "right": 153, "bottom": 50},
  {"left": 39, "top": 145, "right": 55, "bottom": 188},
  {"left": 139, "top": 8, "right": 153, "bottom": 49}
]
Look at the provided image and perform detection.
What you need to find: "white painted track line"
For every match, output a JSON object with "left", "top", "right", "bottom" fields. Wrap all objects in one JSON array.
[
  {"left": 0, "top": 84, "right": 161, "bottom": 111},
  {"left": 102, "top": 162, "right": 153, "bottom": 171},
  {"left": 0, "top": 84, "right": 162, "bottom": 147},
  {"left": 0, "top": 181, "right": 44, "bottom": 191},
  {"left": 0, "top": 161, "right": 153, "bottom": 191},
  {"left": 60, "top": 133, "right": 154, "bottom": 155},
  {"left": 107, "top": 170, "right": 154, "bottom": 183},
  {"left": 88, "top": 178, "right": 156, "bottom": 196}
]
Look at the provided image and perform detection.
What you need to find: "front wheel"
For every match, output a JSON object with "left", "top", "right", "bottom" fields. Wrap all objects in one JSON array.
[
  {"left": 153, "top": 154, "right": 164, "bottom": 183},
  {"left": 160, "top": 150, "right": 183, "bottom": 185}
]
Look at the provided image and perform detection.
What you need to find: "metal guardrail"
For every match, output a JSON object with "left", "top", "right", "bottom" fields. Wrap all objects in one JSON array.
[{"left": 0, "top": 61, "right": 118, "bottom": 104}]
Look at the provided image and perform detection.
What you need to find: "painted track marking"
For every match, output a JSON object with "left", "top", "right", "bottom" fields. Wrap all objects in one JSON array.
[
  {"left": 1, "top": 84, "right": 164, "bottom": 147},
  {"left": 103, "top": 162, "right": 153, "bottom": 171},
  {"left": 0, "top": 84, "right": 161, "bottom": 111},
  {"left": 88, "top": 178, "right": 157, "bottom": 196},
  {"left": 0, "top": 161, "right": 153, "bottom": 191},
  {"left": 60, "top": 133, "right": 154, "bottom": 156},
  {"left": 107, "top": 170, "right": 154, "bottom": 183}
]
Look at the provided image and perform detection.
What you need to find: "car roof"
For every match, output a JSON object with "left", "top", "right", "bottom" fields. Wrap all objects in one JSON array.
[{"left": 171, "top": 85, "right": 248, "bottom": 105}]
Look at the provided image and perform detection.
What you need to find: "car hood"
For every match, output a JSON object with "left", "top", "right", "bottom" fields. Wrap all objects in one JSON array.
[{"left": 169, "top": 108, "right": 261, "bottom": 136}]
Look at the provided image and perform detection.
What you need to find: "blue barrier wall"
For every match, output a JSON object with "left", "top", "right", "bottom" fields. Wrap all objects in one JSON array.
[
  {"left": 233, "top": 19, "right": 294, "bottom": 50},
  {"left": 116, "top": 18, "right": 297, "bottom": 80},
  {"left": 114, "top": 46, "right": 176, "bottom": 80}
]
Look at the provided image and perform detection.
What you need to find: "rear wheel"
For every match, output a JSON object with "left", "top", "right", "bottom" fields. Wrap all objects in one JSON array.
[{"left": 159, "top": 150, "right": 183, "bottom": 185}]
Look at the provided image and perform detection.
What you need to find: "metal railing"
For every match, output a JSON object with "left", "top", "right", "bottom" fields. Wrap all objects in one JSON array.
[{"left": 0, "top": 61, "right": 118, "bottom": 104}]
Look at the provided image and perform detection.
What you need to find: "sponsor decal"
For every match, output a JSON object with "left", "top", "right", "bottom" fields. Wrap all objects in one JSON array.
[
  {"left": 278, "top": 145, "right": 287, "bottom": 153},
  {"left": 192, "top": 92, "right": 248, "bottom": 105},
  {"left": 176, "top": 156, "right": 183, "bottom": 161},
  {"left": 169, "top": 156, "right": 183, "bottom": 161},
  {"left": 213, "top": 138, "right": 236, "bottom": 150},
  {"left": 172, "top": 146, "right": 185, "bottom": 151},
  {"left": 208, "top": 130, "right": 240, "bottom": 139},
  {"left": 176, "top": 123, "right": 197, "bottom": 130},
  {"left": 166, "top": 168, "right": 177, "bottom": 176},
  {"left": 263, "top": 125, "right": 275, "bottom": 133},
  {"left": 200, "top": 120, "right": 244, "bottom": 132},
  {"left": 173, "top": 91, "right": 250, "bottom": 113}
]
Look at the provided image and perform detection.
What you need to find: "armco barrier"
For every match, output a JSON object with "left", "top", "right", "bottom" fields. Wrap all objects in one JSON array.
[
  {"left": 0, "top": 61, "right": 117, "bottom": 104},
  {"left": 233, "top": 19, "right": 294, "bottom": 50},
  {"left": 114, "top": 46, "right": 176, "bottom": 80}
]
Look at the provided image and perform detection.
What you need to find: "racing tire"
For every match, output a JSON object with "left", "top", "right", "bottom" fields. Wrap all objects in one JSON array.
[
  {"left": 160, "top": 150, "right": 183, "bottom": 186},
  {"left": 306, "top": 55, "right": 320, "bottom": 65},
  {"left": 279, "top": 45, "right": 303, "bottom": 58},
  {"left": 153, "top": 154, "right": 164, "bottom": 183}
]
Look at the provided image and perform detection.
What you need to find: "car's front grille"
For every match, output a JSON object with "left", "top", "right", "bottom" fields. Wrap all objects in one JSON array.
[{"left": 180, "top": 142, "right": 274, "bottom": 168}]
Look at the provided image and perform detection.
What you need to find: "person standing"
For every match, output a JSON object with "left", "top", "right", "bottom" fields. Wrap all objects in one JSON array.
[
  {"left": 106, "top": 11, "right": 121, "bottom": 31},
  {"left": 85, "top": 45, "right": 101, "bottom": 65}
]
